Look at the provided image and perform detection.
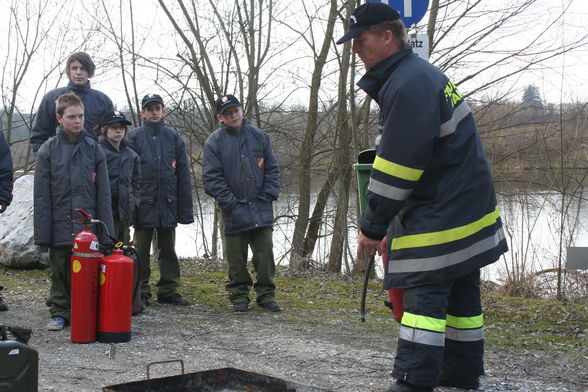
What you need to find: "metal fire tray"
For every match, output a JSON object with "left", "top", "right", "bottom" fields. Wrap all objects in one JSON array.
[{"left": 103, "top": 361, "right": 330, "bottom": 392}]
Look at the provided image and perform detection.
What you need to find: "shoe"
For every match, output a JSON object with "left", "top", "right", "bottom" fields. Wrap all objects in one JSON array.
[
  {"left": 385, "top": 380, "right": 433, "bottom": 392},
  {"left": 140, "top": 295, "right": 150, "bottom": 311},
  {"left": 47, "top": 317, "right": 69, "bottom": 331},
  {"left": 438, "top": 373, "right": 480, "bottom": 390},
  {"left": 258, "top": 301, "right": 281, "bottom": 312},
  {"left": 233, "top": 302, "right": 249, "bottom": 312},
  {"left": 157, "top": 293, "right": 190, "bottom": 306},
  {"left": 0, "top": 286, "right": 7, "bottom": 311}
]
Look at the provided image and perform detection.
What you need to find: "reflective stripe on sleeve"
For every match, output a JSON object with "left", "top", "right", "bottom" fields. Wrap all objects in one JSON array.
[
  {"left": 399, "top": 325, "right": 445, "bottom": 346},
  {"left": 440, "top": 101, "right": 471, "bottom": 138},
  {"left": 392, "top": 206, "right": 501, "bottom": 250},
  {"left": 445, "top": 326, "right": 484, "bottom": 342},
  {"left": 373, "top": 155, "right": 424, "bottom": 182},
  {"left": 368, "top": 178, "right": 412, "bottom": 201},
  {"left": 401, "top": 311, "right": 446, "bottom": 332},
  {"left": 388, "top": 228, "right": 505, "bottom": 273}
]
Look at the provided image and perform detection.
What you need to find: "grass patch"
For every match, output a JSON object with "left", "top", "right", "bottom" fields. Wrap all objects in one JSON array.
[{"left": 2, "top": 260, "right": 586, "bottom": 357}]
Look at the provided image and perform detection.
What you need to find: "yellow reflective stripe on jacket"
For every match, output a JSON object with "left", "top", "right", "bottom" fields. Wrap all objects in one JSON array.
[
  {"left": 401, "top": 312, "right": 446, "bottom": 332},
  {"left": 392, "top": 206, "right": 501, "bottom": 250},
  {"left": 446, "top": 314, "right": 484, "bottom": 329},
  {"left": 373, "top": 155, "right": 424, "bottom": 182}
]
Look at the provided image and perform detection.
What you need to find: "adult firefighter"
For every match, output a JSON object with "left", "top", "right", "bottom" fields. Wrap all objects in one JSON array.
[{"left": 338, "top": 3, "right": 508, "bottom": 392}]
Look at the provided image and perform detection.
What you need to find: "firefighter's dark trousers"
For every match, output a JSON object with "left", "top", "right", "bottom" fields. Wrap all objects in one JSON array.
[
  {"left": 391, "top": 269, "right": 485, "bottom": 388},
  {"left": 134, "top": 227, "right": 181, "bottom": 300},
  {"left": 224, "top": 227, "right": 276, "bottom": 305},
  {"left": 48, "top": 247, "right": 71, "bottom": 321}
]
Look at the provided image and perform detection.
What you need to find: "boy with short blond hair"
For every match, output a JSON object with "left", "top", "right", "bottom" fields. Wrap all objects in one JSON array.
[
  {"left": 98, "top": 110, "right": 140, "bottom": 244},
  {"left": 34, "top": 92, "right": 114, "bottom": 331},
  {"left": 127, "top": 94, "right": 194, "bottom": 308}
]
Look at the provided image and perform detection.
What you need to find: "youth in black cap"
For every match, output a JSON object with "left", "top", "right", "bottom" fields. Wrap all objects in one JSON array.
[
  {"left": 100, "top": 110, "right": 132, "bottom": 127},
  {"left": 141, "top": 93, "right": 164, "bottom": 109},
  {"left": 336, "top": 2, "right": 400, "bottom": 45},
  {"left": 215, "top": 94, "right": 241, "bottom": 115}
]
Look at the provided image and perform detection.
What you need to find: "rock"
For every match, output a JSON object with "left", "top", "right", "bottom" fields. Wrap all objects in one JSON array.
[{"left": 0, "top": 174, "right": 45, "bottom": 268}]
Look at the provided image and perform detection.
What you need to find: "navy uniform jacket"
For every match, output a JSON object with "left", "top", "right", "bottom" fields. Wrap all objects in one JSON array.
[
  {"left": 98, "top": 136, "right": 141, "bottom": 221},
  {"left": 127, "top": 120, "right": 194, "bottom": 229},
  {"left": 357, "top": 45, "right": 508, "bottom": 288},
  {"left": 34, "top": 128, "right": 115, "bottom": 247},
  {"left": 0, "top": 131, "right": 13, "bottom": 205},
  {"left": 202, "top": 119, "right": 280, "bottom": 235},
  {"left": 30, "top": 82, "right": 113, "bottom": 153}
]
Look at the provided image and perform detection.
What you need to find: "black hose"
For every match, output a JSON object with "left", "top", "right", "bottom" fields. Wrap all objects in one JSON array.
[{"left": 360, "top": 255, "right": 375, "bottom": 322}]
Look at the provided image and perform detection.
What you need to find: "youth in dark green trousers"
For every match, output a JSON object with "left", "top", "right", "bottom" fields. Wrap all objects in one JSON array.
[
  {"left": 133, "top": 227, "right": 180, "bottom": 300},
  {"left": 225, "top": 227, "right": 276, "bottom": 305},
  {"left": 48, "top": 247, "right": 71, "bottom": 321},
  {"left": 113, "top": 218, "right": 131, "bottom": 244}
]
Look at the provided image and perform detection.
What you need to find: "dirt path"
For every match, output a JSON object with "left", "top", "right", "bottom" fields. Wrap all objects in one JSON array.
[{"left": 2, "top": 293, "right": 586, "bottom": 392}]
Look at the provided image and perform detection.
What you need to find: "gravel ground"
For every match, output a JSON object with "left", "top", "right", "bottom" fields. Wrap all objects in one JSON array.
[{"left": 1, "top": 286, "right": 586, "bottom": 392}]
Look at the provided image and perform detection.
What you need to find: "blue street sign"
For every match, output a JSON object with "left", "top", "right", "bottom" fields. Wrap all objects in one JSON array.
[{"left": 367, "top": 0, "right": 430, "bottom": 28}]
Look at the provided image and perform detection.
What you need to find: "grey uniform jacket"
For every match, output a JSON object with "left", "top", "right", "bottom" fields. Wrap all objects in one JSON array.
[
  {"left": 203, "top": 119, "right": 280, "bottom": 235},
  {"left": 98, "top": 136, "right": 141, "bottom": 221},
  {"left": 30, "top": 81, "right": 113, "bottom": 154},
  {"left": 0, "top": 131, "right": 13, "bottom": 205},
  {"left": 34, "top": 128, "right": 115, "bottom": 247},
  {"left": 127, "top": 120, "right": 194, "bottom": 229}
]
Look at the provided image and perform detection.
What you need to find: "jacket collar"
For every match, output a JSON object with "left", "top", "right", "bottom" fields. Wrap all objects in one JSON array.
[
  {"left": 357, "top": 44, "right": 413, "bottom": 104},
  {"left": 57, "top": 126, "right": 87, "bottom": 144},
  {"left": 67, "top": 81, "right": 91, "bottom": 94},
  {"left": 142, "top": 119, "right": 165, "bottom": 134},
  {"left": 99, "top": 135, "right": 128, "bottom": 151}
]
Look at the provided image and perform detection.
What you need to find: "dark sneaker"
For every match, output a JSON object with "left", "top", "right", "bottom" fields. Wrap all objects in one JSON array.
[
  {"left": 438, "top": 373, "right": 480, "bottom": 390},
  {"left": 385, "top": 380, "right": 433, "bottom": 392},
  {"left": 233, "top": 302, "right": 249, "bottom": 312},
  {"left": 140, "top": 295, "right": 150, "bottom": 311},
  {"left": 47, "top": 317, "right": 69, "bottom": 331},
  {"left": 258, "top": 301, "right": 281, "bottom": 312},
  {"left": 0, "top": 286, "right": 7, "bottom": 311},
  {"left": 158, "top": 293, "right": 190, "bottom": 306}
]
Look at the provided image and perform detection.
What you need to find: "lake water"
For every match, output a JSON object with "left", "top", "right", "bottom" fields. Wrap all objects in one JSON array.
[{"left": 173, "top": 190, "right": 588, "bottom": 283}]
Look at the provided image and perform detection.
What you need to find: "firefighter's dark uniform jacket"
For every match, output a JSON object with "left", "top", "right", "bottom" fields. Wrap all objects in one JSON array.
[
  {"left": 202, "top": 119, "right": 280, "bottom": 235},
  {"left": 0, "top": 131, "right": 13, "bottom": 206},
  {"left": 30, "top": 81, "right": 113, "bottom": 154},
  {"left": 358, "top": 44, "right": 508, "bottom": 389},
  {"left": 127, "top": 119, "right": 194, "bottom": 228},
  {"left": 98, "top": 136, "right": 140, "bottom": 221},
  {"left": 34, "top": 128, "right": 115, "bottom": 247},
  {"left": 358, "top": 44, "right": 507, "bottom": 288}
]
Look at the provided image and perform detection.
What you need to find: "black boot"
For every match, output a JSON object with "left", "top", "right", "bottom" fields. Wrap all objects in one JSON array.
[
  {"left": 385, "top": 380, "right": 434, "bottom": 392},
  {"left": 438, "top": 373, "right": 480, "bottom": 390}
]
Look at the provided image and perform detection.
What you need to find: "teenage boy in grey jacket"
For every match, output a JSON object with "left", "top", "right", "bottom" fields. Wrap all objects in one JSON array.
[
  {"left": 34, "top": 93, "right": 114, "bottom": 331},
  {"left": 98, "top": 110, "right": 140, "bottom": 244},
  {"left": 127, "top": 94, "right": 194, "bottom": 308},
  {"left": 0, "top": 130, "right": 13, "bottom": 311},
  {"left": 203, "top": 95, "right": 281, "bottom": 312},
  {"left": 31, "top": 52, "right": 113, "bottom": 154}
]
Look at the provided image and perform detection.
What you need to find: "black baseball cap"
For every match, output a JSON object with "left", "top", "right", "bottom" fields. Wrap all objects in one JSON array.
[
  {"left": 216, "top": 94, "right": 241, "bottom": 115},
  {"left": 100, "top": 110, "right": 132, "bottom": 126},
  {"left": 141, "top": 93, "right": 164, "bottom": 109},
  {"left": 336, "top": 2, "right": 400, "bottom": 45}
]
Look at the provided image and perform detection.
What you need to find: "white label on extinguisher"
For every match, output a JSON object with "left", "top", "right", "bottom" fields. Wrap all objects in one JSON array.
[
  {"left": 90, "top": 241, "right": 99, "bottom": 250},
  {"left": 9, "top": 349, "right": 20, "bottom": 355},
  {"left": 101, "top": 264, "right": 106, "bottom": 272}
]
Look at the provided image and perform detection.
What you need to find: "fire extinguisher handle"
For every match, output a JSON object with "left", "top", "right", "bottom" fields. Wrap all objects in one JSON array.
[{"left": 71, "top": 208, "right": 93, "bottom": 222}]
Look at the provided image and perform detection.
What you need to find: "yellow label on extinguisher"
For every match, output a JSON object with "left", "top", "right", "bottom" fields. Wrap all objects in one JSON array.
[
  {"left": 72, "top": 260, "right": 81, "bottom": 273},
  {"left": 100, "top": 272, "right": 106, "bottom": 285}
]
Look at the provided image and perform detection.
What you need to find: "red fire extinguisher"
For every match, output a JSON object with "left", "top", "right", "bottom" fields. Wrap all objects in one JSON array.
[
  {"left": 381, "top": 237, "right": 405, "bottom": 323},
  {"left": 97, "top": 246, "right": 133, "bottom": 343},
  {"left": 70, "top": 209, "right": 102, "bottom": 343}
]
